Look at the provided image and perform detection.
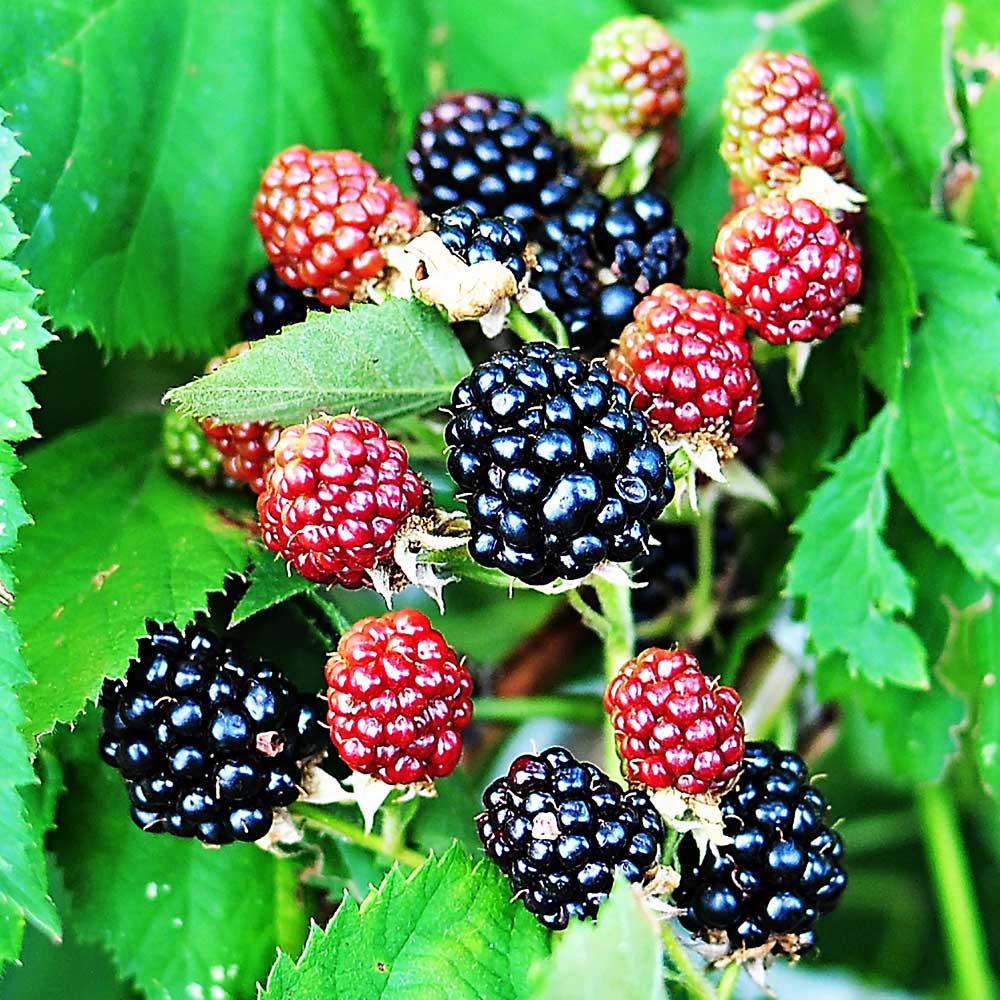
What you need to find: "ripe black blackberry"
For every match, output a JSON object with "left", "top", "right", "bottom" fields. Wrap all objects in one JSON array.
[
  {"left": 534, "top": 190, "right": 688, "bottom": 351},
  {"left": 673, "top": 741, "right": 847, "bottom": 955},
  {"left": 407, "top": 92, "right": 583, "bottom": 231},
  {"left": 436, "top": 204, "right": 530, "bottom": 284},
  {"left": 99, "top": 622, "right": 327, "bottom": 845},
  {"left": 477, "top": 746, "right": 663, "bottom": 929},
  {"left": 445, "top": 341, "right": 673, "bottom": 586},
  {"left": 238, "top": 265, "right": 325, "bottom": 341}
]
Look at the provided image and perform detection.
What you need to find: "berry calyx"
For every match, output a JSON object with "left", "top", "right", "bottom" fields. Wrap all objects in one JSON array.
[
  {"left": 99, "top": 622, "right": 326, "bottom": 845},
  {"left": 256, "top": 414, "right": 427, "bottom": 588},
  {"left": 200, "top": 343, "right": 280, "bottom": 495},
  {"left": 252, "top": 145, "right": 421, "bottom": 308},
  {"left": 239, "top": 265, "right": 327, "bottom": 341},
  {"left": 406, "top": 92, "right": 583, "bottom": 231},
  {"left": 607, "top": 284, "right": 760, "bottom": 453},
  {"left": 477, "top": 746, "right": 664, "bottom": 929},
  {"left": 324, "top": 609, "right": 473, "bottom": 784},
  {"left": 604, "top": 646, "right": 744, "bottom": 797},
  {"left": 714, "top": 196, "right": 862, "bottom": 344},
  {"left": 534, "top": 190, "right": 688, "bottom": 352},
  {"left": 721, "top": 50, "right": 847, "bottom": 195},
  {"left": 445, "top": 341, "right": 673, "bottom": 587},
  {"left": 673, "top": 741, "right": 847, "bottom": 956},
  {"left": 162, "top": 407, "right": 224, "bottom": 486},
  {"left": 567, "top": 16, "right": 686, "bottom": 166}
]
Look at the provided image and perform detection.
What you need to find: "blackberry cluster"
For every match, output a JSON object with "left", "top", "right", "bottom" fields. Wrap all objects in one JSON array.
[
  {"left": 407, "top": 92, "right": 583, "bottom": 230},
  {"left": 534, "top": 191, "right": 688, "bottom": 350},
  {"left": 673, "top": 741, "right": 847, "bottom": 954},
  {"left": 99, "top": 623, "right": 326, "bottom": 845},
  {"left": 445, "top": 341, "right": 673, "bottom": 586},
  {"left": 238, "top": 265, "right": 325, "bottom": 341},
  {"left": 477, "top": 746, "right": 663, "bottom": 929},
  {"left": 436, "top": 205, "right": 530, "bottom": 284}
]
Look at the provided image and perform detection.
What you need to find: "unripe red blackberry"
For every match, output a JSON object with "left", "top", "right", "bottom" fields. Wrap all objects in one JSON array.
[
  {"left": 604, "top": 646, "right": 744, "bottom": 797},
  {"left": 99, "top": 622, "right": 326, "bottom": 845},
  {"left": 200, "top": 343, "right": 279, "bottom": 495},
  {"left": 721, "top": 50, "right": 846, "bottom": 195},
  {"left": 607, "top": 284, "right": 760, "bottom": 450},
  {"left": 478, "top": 746, "right": 664, "bottom": 929},
  {"left": 406, "top": 92, "right": 583, "bottom": 231},
  {"left": 256, "top": 414, "right": 427, "bottom": 588},
  {"left": 324, "top": 609, "right": 473, "bottom": 784},
  {"left": 714, "top": 196, "right": 862, "bottom": 344},
  {"left": 253, "top": 146, "right": 422, "bottom": 308},
  {"left": 673, "top": 741, "right": 847, "bottom": 955},
  {"left": 567, "top": 16, "right": 686, "bottom": 164}
]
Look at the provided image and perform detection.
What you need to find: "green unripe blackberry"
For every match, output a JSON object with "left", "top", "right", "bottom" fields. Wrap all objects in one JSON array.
[{"left": 162, "top": 408, "right": 223, "bottom": 486}]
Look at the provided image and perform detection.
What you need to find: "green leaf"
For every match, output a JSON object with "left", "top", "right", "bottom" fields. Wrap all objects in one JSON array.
[
  {"left": 12, "top": 413, "right": 253, "bottom": 739},
  {"left": 966, "top": 78, "right": 1000, "bottom": 259},
  {"left": 887, "top": 209, "right": 1000, "bottom": 583},
  {"left": 166, "top": 299, "right": 470, "bottom": 425},
  {"left": 0, "top": 0, "right": 396, "bottom": 354},
  {"left": 880, "top": 0, "right": 957, "bottom": 197},
  {"left": 55, "top": 726, "right": 305, "bottom": 1000},
  {"left": 530, "top": 882, "right": 665, "bottom": 1000},
  {"left": 788, "top": 409, "right": 928, "bottom": 688},
  {"left": 260, "top": 845, "right": 549, "bottom": 1000},
  {"left": 0, "top": 110, "right": 59, "bottom": 966},
  {"left": 230, "top": 547, "right": 311, "bottom": 627},
  {"left": 856, "top": 211, "right": 918, "bottom": 400}
]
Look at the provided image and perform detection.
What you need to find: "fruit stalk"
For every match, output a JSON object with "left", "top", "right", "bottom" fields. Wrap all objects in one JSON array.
[
  {"left": 660, "top": 918, "right": 719, "bottom": 1000},
  {"left": 291, "top": 802, "right": 426, "bottom": 869},
  {"left": 592, "top": 574, "right": 635, "bottom": 776}
]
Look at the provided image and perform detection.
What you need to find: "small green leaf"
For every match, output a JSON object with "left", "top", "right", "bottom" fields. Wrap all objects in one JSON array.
[
  {"left": 12, "top": 414, "right": 253, "bottom": 739},
  {"left": 260, "top": 844, "right": 549, "bottom": 1000},
  {"left": 530, "top": 882, "right": 665, "bottom": 1000},
  {"left": 55, "top": 726, "right": 303, "bottom": 1000},
  {"left": 966, "top": 78, "right": 1000, "bottom": 259},
  {"left": 788, "top": 409, "right": 928, "bottom": 688},
  {"left": 887, "top": 209, "right": 1000, "bottom": 583},
  {"left": 166, "top": 299, "right": 470, "bottom": 426},
  {"left": 230, "top": 547, "right": 311, "bottom": 626}
]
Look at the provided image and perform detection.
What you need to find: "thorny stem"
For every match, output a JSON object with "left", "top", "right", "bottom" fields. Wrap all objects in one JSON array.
[
  {"left": 473, "top": 694, "right": 604, "bottom": 724},
  {"left": 591, "top": 575, "right": 635, "bottom": 776},
  {"left": 916, "top": 784, "right": 998, "bottom": 1000},
  {"left": 291, "top": 802, "right": 426, "bottom": 869},
  {"left": 660, "top": 919, "right": 719, "bottom": 1000}
]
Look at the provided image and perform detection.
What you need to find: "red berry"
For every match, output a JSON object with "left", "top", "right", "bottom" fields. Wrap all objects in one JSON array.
[
  {"left": 604, "top": 647, "right": 744, "bottom": 796},
  {"left": 200, "top": 343, "right": 278, "bottom": 494},
  {"left": 252, "top": 146, "right": 422, "bottom": 308},
  {"left": 256, "top": 414, "right": 427, "bottom": 588},
  {"left": 721, "top": 50, "right": 846, "bottom": 194},
  {"left": 714, "top": 196, "right": 862, "bottom": 344},
  {"left": 607, "top": 284, "right": 760, "bottom": 446},
  {"left": 325, "top": 609, "right": 473, "bottom": 784}
]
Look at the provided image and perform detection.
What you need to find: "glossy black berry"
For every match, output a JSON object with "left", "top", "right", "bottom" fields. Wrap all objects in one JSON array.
[
  {"left": 673, "top": 741, "right": 847, "bottom": 955},
  {"left": 98, "top": 622, "right": 326, "bottom": 845},
  {"left": 238, "top": 265, "right": 326, "bottom": 341},
  {"left": 534, "top": 190, "right": 688, "bottom": 351},
  {"left": 436, "top": 204, "right": 530, "bottom": 283},
  {"left": 477, "top": 746, "right": 663, "bottom": 929},
  {"left": 407, "top": 92, "right": 583, "bottom": 232},
  {"left": 445, "top": 341, "right": 673, "bottom": 586}
]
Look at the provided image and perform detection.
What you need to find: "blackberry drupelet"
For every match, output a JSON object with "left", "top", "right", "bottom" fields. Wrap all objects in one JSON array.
[
  {"left": 477, "top": 746, "right": 664, "bottom": 929},
  {"left": 673, "top": 741, "right": 847, "bottom": 954},
  {"left": 407, "top": 92, "right": 583, "bottom": 230},
  {"left": 239, "top": 265, "right": 325, "bottom": 341},
  {"left": 534, "top": 190, "right": 688, "bottom": 351},
  {"left": 445, "top": 341, "right": 673, "bottom": 586},
  {"left": 435, "top": 204, "right": 530, "bottom": 284},
  {"left": 99, "top": 622, "right": 326, "bottom": 845}
]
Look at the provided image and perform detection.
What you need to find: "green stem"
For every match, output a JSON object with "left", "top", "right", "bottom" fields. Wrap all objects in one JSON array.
[
  {"left": 660, "top": 920, "right": 718, "bottom": 1000},
  {"left": 567, "top": 587, "right": 611, "bottom": 640},
  {"left": 683, "top": 498, "right": 717, "bottom": 642},
  {"left": 507, "top": 306, "right": 549, "bottom": 344},
  {"left": 757, "top": 0, "right": 837, "bottom": 28},
  {"left": 916, "top": 783, "right": 998, "bottom": 1000},
  {"left": 291, "top": 802, "right": 426, "bottom": 869},
  {"left": 474, "top": 694, "right": 604, "bottom": 724},
  {"left": 592, "top": 575, "right": 635, "bottom": 776},
  {"left": 716, "top": 963, "right": 739, "bottom": 1000},
  {"left": 274, "top": 857, "right": 309, "bottom": 958}
]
